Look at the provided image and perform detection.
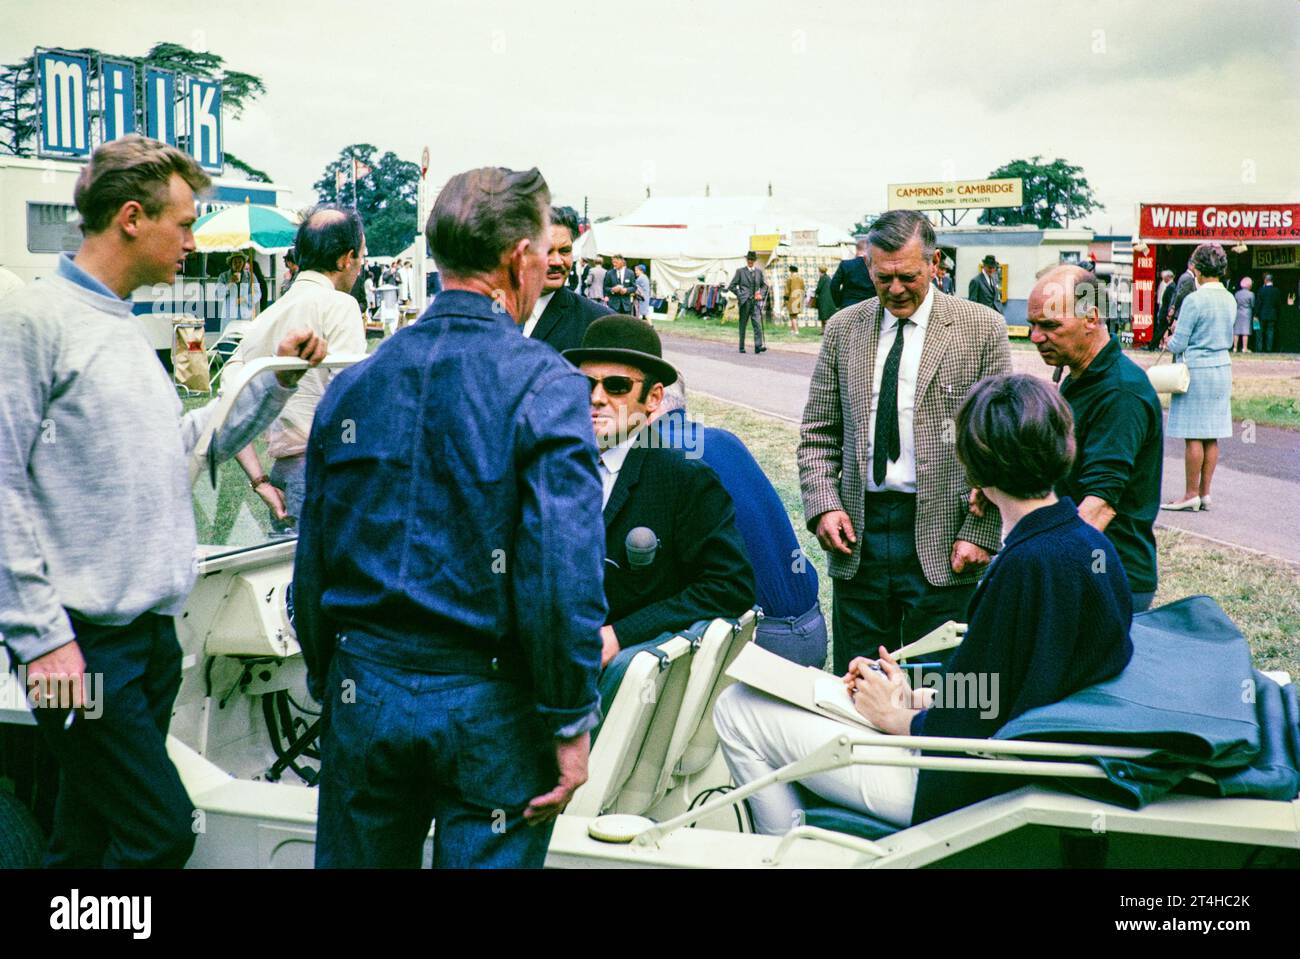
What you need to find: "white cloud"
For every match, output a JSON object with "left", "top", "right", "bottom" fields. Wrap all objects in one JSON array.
[{"left": 3, "top": 0, "right": 1297, "bottom": 234}]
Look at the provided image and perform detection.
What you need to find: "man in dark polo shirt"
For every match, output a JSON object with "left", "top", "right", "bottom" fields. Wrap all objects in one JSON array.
[{"left": 1024, "top": 265, "right": 1163, "bottom": 610}]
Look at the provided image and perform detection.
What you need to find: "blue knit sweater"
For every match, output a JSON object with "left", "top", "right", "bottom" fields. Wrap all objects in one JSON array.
[{"left": 909, "top": 497, "right": 1134, "bottom": 823}]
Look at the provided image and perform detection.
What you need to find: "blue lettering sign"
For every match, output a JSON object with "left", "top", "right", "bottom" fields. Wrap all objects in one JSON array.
[
  {"left": 186, "top": 77, "right": 223, "bottom": 172},
  {"left": 144, "top": 67, "right": 178, "bottom": 146},
  {"left": 99, "top": 59, "right": 137, "bottom": 143},
  {"left": 36, "top": 50, "right": 91, "bottom": 157}
]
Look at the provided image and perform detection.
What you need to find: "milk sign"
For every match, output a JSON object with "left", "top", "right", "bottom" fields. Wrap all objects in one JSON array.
[{"left": 35, "top": 47, "right": 223, "bottom": 172}]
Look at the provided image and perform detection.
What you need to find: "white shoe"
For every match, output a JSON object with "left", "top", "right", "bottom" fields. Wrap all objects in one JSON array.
[
  {"left": 1161, "top": 496, "right": 1201, "bottom": 512},
  {"left": 1199, "top": 496, "right": 1211, "bottom": 511}
]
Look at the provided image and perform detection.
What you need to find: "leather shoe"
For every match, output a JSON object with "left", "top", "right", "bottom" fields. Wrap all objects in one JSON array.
[
  {"left": 1160, "top": 496, "right": 1201, "bottom": 512},
  {"left": 738, "top": 347, "right": 746, "bottom": 353},
  {"left": 755, "top": 346, "right": 768, "bottom": 354}
]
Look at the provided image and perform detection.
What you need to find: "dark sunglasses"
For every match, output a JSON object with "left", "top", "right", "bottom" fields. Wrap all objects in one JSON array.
[{"left": 587, "top": 374, "right": 644, "bottom": 397}]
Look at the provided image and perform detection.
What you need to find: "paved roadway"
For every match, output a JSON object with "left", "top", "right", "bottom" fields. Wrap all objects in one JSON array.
[{"left": 661, "top": 332, "right": 1300, "bottom": 563}]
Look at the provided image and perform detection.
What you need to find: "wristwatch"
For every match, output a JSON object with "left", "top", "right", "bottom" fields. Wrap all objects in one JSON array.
[{"left": 249, "top": 474, "right": 271, "bottom": 490}]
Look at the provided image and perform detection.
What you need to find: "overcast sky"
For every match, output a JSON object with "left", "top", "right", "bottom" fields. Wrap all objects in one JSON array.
[{"left": 5, "top": 0, "right": 1298, "bottom": 234}]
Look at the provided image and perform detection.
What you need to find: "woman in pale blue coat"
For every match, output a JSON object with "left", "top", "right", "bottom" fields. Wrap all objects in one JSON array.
[{"left": 1162, "top": 242, "right": 1235, "bottom": 512}]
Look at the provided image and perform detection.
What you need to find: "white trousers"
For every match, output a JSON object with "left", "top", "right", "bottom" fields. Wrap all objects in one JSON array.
[{"left": 713, "top": 683, "right": 918, "bottom": 835}]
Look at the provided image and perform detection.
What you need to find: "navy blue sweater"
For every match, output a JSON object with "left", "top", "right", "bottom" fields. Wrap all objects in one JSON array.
[{"left": 909, "top": 497, "right": 1134, "bottom": 823}]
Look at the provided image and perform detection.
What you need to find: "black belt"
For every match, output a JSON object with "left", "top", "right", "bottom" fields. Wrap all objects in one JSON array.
[{"left": 337, "top": 628, "right": 524, "bottom": 682}]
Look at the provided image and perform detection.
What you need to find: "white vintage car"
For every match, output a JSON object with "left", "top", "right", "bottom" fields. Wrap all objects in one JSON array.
[{"left": 2, "top": 355, "right": 1297, "bottom": 869}]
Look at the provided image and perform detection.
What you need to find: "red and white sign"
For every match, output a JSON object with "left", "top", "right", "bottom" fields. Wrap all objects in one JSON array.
[
  {"left": 1130, "top": 250, "right": 1157, "bottom": 345},
  {"left": 1139, "top": 203, "right": 1300, "bottom": 242}
]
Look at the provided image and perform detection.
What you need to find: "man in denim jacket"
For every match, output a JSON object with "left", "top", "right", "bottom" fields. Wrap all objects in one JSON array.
[{"left": 294, "top": 167, "right": 607, "bottom": 868}]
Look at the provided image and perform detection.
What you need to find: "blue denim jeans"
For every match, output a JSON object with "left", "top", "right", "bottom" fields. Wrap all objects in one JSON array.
[
  {"left": 755, "top": 603, "right": 829, "bottom": 669},
  {"left": 315, "top": 646, "right": 557, "bottom": 868},
  {"left": 269, "top": 454, "right": 307, "bottom": 533}
]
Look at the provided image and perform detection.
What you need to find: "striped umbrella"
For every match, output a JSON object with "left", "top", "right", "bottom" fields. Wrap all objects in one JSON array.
[{"left": 192, "top": 203, "right": 302, "bottom": 254}]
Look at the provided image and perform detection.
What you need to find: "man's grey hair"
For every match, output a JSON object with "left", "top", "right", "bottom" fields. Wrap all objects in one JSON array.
[
  {"left": 1190, "top": 241, "right": 1228, "bottom": 279},
  {"left": 1161, "top": 269, "right": 1175, "bottom": 279},
  {"left": 426, "top": 166, "right": 550, "bottom": 278},
  {"left": 867, "top": 210, "right": 936, "bottom": 257},
  {"left": 659, "top": 373, "right": 688, "bottom": 415}
]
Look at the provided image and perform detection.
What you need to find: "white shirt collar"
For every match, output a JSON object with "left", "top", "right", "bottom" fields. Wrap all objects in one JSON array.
[
  {"left": 600, "top": 433, "right": 637, "bottom": 474},
  {"left": 882, "top": 286, "right": 934, "bottom": 332},
  {"left": 523, "top": 290, "right": 556, "bottom": 337}
]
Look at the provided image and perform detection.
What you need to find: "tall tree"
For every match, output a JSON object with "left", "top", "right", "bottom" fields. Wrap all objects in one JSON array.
[
  {"left": 850, "top": 212, "right": 880, "bottom": 237},
  {"left": 977, "top": 156, "right": 1103, "bottom": 228},
  {"left": 313, "top": 144, "right": 420, "bottom": 257},
  {"left": 0, "top": 42, "right": 267, "bottom": 173}
]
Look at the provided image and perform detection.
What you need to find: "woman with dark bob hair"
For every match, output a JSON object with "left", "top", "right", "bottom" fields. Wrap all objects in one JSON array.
[
  {"left": 714, "top": 374, "right": 1134, "bottom": 832},
  {"left": 1161, "top": 241, "right": 1235, "bottom": 512}
]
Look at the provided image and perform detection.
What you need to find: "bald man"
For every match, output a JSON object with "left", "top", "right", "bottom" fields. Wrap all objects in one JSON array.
[
  {"left": 1024, "top": 265, "right": 1163, "bottom": 610},
  {"left": 228, "top": 204, "right": 368, "bottom": 532}
]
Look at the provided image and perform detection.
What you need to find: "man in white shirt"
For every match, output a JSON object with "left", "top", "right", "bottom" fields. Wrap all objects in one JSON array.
[
  {"left": 799, "top": 210, "right": 1011, "bottom": 672},
  {"left": 229, "top": 205, "right": 368, "bottom": 531},
  {"left": 524, "top": 207, "right": 611, "bottom": 353}
]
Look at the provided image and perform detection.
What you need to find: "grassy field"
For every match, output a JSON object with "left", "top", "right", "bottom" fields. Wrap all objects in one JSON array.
[{"left": 689, "top": 393, "right": 1300, "bottom": 678}]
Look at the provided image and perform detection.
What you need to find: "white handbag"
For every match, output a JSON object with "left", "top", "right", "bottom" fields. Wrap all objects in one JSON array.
[{"left": 1147, "top": 350, "right": 1190, "bottom": 395}]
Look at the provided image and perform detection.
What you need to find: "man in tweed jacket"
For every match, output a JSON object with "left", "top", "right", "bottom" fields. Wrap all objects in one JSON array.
[{"left": 798, "top": 211, "right": 1011, "bottom": 673}]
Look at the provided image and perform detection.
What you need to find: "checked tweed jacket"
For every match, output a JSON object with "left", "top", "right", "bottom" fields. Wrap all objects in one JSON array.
[{"left": 798, "top": 290, "right": 1012, "bottom": 587}]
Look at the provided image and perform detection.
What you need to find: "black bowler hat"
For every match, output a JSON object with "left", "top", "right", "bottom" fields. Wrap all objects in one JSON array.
[
  {"left": 746, "top": 251, "right": 758, "bottom": 261},
  {"left": 980, "top": 254, "right": 999, "bottom": 269},
  {"left": 563, "top": 315, "right": 679, "bottom": 386}
]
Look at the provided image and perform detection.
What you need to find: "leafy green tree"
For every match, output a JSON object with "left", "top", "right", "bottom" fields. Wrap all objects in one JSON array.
[
  {"left": 850, "top": 213, "right": 880, "bottom": 237},
  {"left": 977, "top": 156, "right": 1103, "bottom": 228},
  {"left": 0, "top": 42, "right": 267, "bottom": 174},
  {"left": 313, "top": 144, "right": 421, "bottom": 257}
]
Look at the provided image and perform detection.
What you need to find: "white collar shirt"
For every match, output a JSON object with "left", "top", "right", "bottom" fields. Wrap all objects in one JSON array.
[
  {"left": 523, "top": 290, "right": 556, "bottom": 338},
  {"left": 598, "top": 435, "right": 637, "bottom": 509},
  {"left": 864, "top": 287, "right": 934, "bottom": 493}
]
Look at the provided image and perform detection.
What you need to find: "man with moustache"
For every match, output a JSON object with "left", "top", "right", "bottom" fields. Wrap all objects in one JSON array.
[
  {"left": 1025, "top": 265, "right": 1163, "bottom": 610},
  {"left": 524, "top": 206, "right": 613, "bottom": 354},
  {"left": 295, "top": 167, "right": 608, "bottom": 868}
]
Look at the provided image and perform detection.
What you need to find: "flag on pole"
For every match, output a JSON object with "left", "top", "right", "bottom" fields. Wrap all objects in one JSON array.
[
  {"left": 334, "top": 169, "right": 346, "bottom": 193},
  {"left": 353, "top": 159, "right": 373, "bottom": 180}
]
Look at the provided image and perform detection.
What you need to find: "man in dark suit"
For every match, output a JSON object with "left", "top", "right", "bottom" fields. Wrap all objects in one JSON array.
[
  {"left": 829, "top": 238, "right": 876, "bottom": 309},
  {"left": 564, "top": 316, "right": 755, "bottom": 668},
  {"left": 1255, "top": 273, "right": 1282, "bottom": 353},
  {"left": 524, "top": 206, "right": 613, "bottom": 354},
  {"left": 967, "top": 254, "right": 1003, "bottom": 314},
  {"left": 1149, "top": 269, "right": 1177, "bottom": 350},
  {"left": 813, "top": 264, "right": 835, "bottom": 331},
  {"left": 728, "top": 251, "right": 769, "bottom": 353},
  {"left": 603, "top": 254, "right": 635, "bottom": 314}
]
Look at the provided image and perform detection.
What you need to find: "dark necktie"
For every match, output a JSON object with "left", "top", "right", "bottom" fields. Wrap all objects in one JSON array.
[{"left": 873, "top": 317, "right": 910, "bottom": 487}]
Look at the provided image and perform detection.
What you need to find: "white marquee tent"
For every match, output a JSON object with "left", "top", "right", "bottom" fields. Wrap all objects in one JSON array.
[{"left": 572, "top": 196, "right": 854, "bottom": 292}]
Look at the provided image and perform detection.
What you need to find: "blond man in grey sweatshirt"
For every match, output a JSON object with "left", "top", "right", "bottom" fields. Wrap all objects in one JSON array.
[{"left": 0, "top": 136, "right": 326, "bottom": 867}]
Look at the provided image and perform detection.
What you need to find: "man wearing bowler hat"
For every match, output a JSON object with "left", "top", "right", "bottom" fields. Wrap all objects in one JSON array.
[
  {"left": 564, "top": 316, "right": 754, "bottom": 670},
  {"left": 728, "top": 251, "right": 769, "bottom": 353},
  {"left": 968, "top": 254, "right": 1004, "bottom": 314}
]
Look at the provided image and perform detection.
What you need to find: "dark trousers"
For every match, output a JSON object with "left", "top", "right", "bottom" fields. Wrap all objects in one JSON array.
[
  {"left": 26, "top": 612, "right": 195, "bottom": 868},
  {"left": 830, "top": 492, "right": 974, "bottom": 675},
  {"left": 1258, "top": 320, "right": 1276, "bottom": 353},
  {"left": 315, "top": 646, "right": 556, "bottom": 868},
  {"left": 738, "top": 300, "right": 765, "bottom": 350}
]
